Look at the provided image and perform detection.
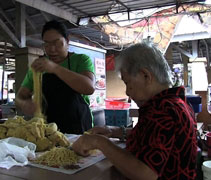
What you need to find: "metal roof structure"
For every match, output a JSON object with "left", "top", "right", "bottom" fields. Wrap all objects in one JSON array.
[{"left": 16, "top": 0, "right": 205, "bottom": 20}]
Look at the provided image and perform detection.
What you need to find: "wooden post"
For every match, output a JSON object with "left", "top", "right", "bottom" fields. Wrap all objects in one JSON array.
[{"left": 182, "top": 55, "right": 189, "bottom": 87}]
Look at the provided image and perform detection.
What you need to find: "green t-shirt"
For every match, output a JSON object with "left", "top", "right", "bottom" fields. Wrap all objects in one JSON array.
[{"left": 21, "top": 53, "right": 95, "bottom": 106}]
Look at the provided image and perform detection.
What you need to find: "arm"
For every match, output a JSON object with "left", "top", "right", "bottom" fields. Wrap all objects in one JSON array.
[
  {"left": 15, "top": 86, "right": 36, "bottom": 116},
  {"left": 54, "top": 64, "right": 95, "bottom": 95},
  {"left": 72, "top": 134, "right": 158, "bottom": 180},
  {"left": 89, "top": 126, "right": 132, "bottom": 140},
  {"left": 31, "top": 57, "right": 95, "bottom": 95}
]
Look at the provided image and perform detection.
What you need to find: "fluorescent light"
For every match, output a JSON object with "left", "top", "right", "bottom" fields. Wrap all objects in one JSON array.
[{"left": 79, "top": 18, "right": 90, "bottom": 26}]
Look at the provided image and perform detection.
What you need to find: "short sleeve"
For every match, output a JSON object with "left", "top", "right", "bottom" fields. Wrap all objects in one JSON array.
[
  {"left": 21, "top": 69, "right": 33, "bottom": 91},
  {"left": 76, "top": 54, "right": 95, "bottom": 74}
]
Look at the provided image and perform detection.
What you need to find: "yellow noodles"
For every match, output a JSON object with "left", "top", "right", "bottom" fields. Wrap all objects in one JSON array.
[
  {"left": 34, "top": 147, "right": 80, "bottom": 166},
  {"left": 32, "top": 68, "right": 43, "bottom": 118},
  {"left": 0, "top": 116, "right": 70, "bottom": 152}
]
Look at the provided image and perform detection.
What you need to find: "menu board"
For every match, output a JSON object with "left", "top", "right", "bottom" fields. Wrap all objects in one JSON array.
[
  {"left": 90, "top": 58, "right": 106, "bottom": 108},
  {"left": 68, "top": 41, "right": 107, "bottom": 108}
]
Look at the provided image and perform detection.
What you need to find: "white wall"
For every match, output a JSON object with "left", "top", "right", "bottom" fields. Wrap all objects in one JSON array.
[{"left": 191, "top": 62, "right": 208, "bottom": 93}]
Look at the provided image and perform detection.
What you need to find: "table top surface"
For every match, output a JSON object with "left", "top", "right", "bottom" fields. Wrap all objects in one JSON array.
[{"left": 0, "top": 158, "right": 125, "bottom": 180}]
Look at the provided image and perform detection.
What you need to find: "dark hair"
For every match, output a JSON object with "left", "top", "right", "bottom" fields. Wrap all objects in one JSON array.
[{"left": 41, "top": 20, "right": 68, "bottom": 40}]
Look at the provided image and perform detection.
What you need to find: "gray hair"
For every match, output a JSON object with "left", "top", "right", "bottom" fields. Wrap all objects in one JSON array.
[{"left": 115, "top": 42, "right": 173, "bottom": 86}]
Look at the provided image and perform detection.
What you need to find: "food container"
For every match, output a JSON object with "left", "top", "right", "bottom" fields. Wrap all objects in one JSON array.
[{"left": 105, "top": 99, "right": 130, "bottom": 110}]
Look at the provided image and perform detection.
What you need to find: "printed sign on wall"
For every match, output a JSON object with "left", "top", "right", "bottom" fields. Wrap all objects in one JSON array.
[{"left": 95, "top": 58, "right": 105, "bottom": 75}]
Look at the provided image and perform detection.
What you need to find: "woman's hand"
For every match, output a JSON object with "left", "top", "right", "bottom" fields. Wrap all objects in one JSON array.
[
  {"left": 72, "top": 134, "right": 101, "bottom": 156},
  {"left": 88, "top": 126, "right": 113, "bottom": 138},
  {"left": 21, "top": 99, "right": 36, "bottom": 116},
  {"left": 31, "top": 57, "right": 58, "bottom": 73}
]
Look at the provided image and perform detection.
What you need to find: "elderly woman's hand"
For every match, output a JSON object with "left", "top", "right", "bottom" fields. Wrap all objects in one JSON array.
[
  {"left": 88, "top": 126, "right": 113, "bottom": 138},
  {"left": 72, "top": 134, "right": 101, "bottom": 156}
]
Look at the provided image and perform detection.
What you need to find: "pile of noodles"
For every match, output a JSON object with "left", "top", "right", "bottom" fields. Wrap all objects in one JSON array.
[{"left": 34, "top": 147, "right": 80, "bottom": 167}]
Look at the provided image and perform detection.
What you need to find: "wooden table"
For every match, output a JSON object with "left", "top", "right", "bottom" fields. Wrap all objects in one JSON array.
[{"left": 0, "top": 158, "right": 125, "bottom": 180}]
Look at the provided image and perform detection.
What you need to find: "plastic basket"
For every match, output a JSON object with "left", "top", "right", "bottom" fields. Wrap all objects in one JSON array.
[
  {"left": 105, "top": 109, "right": 132, "bottom": 126},
  {"left": 105, "top": 99, "right": 130, "bottom": 109}
]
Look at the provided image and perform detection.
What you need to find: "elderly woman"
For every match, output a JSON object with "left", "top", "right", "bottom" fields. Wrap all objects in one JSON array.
[{"left": 72, "top": 42, "right": 197, "bottom": 180}]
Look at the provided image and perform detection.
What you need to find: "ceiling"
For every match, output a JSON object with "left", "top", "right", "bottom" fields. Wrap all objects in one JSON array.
[
  {"left": 0, "top": 0, "right": 208, "bottom": 71},
  {"left": 44, "top": 0, "right": 204, "bottom": 18}
]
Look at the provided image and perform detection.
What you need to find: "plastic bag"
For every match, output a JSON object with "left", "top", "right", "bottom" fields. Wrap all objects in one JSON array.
[{"left": 0, "top": 137, "right": 36, "bottom": 169}]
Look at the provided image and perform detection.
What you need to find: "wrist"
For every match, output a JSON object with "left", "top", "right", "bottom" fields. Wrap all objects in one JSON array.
[
  {"left": 53, "top": 63, "right": 61, "bottom": 75},
  {"left": 94, "top": 134, "right": 109, "bottom": 150},
  {"left": 22, "top": 100, "right": 28, "bottom": 110},
  {"left": 120, "top": 126, "right": 127, "bottom": 141},
  {"left": 109, "top": 126, "right": 127, "bottom": 140},
  {"left": 109, "top": 126, "right": 121, "bottom": 138}
]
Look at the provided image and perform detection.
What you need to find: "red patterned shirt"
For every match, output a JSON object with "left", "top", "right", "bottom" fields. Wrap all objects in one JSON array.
[{"left": 126, "top": 86, "right": 197, "bottom": 180}]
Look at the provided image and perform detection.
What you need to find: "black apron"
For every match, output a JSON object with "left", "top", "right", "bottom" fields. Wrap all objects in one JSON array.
[{"left": 42, "top": 53, "right": 92, "bottom": 134}]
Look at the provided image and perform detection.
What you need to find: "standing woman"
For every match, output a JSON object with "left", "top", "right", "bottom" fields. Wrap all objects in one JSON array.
[{"left": 15, "top": 20, "right": 95, "bottom": 134}]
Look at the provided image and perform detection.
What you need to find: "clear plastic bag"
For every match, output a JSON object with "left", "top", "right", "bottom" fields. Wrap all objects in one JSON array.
[{"left": 0, "top": 137, "right": 36, "bottom": 169}]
